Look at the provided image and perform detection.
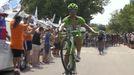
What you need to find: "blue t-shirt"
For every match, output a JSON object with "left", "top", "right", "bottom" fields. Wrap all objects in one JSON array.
[
  {"left": 0, "top": 17, "right": 7, "bottom": 40},
  {"left": 44, "top": 32, "right": 51, "bottom": 45}
]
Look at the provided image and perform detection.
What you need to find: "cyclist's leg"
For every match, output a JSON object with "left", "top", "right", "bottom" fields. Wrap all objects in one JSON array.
[
  {"left": 74, "top": 36, "right": 82, "bottom": 60},
  {"left": 64, "top": 54, "right": 69, "bottom": 67}
]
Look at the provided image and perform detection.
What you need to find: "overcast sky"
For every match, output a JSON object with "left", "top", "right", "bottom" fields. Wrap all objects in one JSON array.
[
  {"left": 91, "top": 0, "right": 130, "bottom": 25},
  {"left": 0, "top": 0, "right": 130, "bottom": 25},
  {"left": 0, "top": 0, "right": 8, "bottom": 7}
]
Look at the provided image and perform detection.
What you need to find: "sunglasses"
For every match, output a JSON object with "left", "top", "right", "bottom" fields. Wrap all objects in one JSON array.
[{"left": 69, "top": 9, "right": 77, "bottom": 14}]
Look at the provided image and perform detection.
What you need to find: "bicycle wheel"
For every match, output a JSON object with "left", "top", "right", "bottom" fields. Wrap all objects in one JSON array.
[
  {"left": 60, "top": 39, "right": 76, "bottom": 75},
  {"left": 60, "top": 39, "right": 69, "bottom": 72},
  {"left": 68, "top": 54, "right": 76, "bottom": 75}
]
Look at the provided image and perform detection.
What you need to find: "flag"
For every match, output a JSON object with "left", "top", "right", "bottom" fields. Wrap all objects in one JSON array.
[
  {"left": 51, "top": 14, "right": 55, "bottom": 22},
  {"left": 58, "top": 17, "right": 62, "bottom": 24},
  {"left": 0, "top": 0, "right": 8, "bottom": 7},
  {"left": 34, "top": 7, "right": 38, "bottom": 19},
  {"left": 33, "top": 7, "right": 38, "bottom": 25}
]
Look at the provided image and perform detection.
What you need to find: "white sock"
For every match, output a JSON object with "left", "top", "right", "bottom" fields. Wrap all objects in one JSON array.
[{"left": 77, "top": 52, "right": 80, "bottom": 57}]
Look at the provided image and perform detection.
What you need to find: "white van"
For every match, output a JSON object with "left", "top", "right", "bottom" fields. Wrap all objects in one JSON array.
[{"left": 0, "top": 41, "right": 13, "bottom": 71}]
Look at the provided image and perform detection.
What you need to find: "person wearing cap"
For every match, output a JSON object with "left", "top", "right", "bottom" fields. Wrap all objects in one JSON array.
[{"left": 59, "top": 3, "right": 98, "bottom": 62}]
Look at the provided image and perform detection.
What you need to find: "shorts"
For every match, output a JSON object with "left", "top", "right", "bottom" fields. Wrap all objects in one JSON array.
[
  {"left": 11, "top": 49, "right": 24, "bottom": 57},
  {"left": 44, "top": 44, "right": 50, "bottom": 54},
  {"left": 32, "top": 44, "right": 41, "bottom": 51},
  {"left": 24, "top": 41, "right": 32, "bottom": 51}
]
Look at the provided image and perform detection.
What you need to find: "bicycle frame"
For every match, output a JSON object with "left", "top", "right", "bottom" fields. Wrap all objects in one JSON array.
[
  {"left": 61, "top": 31, "right": 77, "bottom": 75},
  {"left": 67, "top": 32, "right": 75, "bottom": 55}
]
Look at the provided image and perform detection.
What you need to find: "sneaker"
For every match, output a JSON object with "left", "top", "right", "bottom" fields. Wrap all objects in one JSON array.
[
  {"left": 14, "top": 69, "right": 20, "bottom": 75},
  {"left": 26, "top": 64, "right": 33, "bottom": 69},
  {"left": 77, "top": 55, "right": 81, "bottom": 59},
  {"left": 75, "top": 56, "right": 81, "bottom": 62}
]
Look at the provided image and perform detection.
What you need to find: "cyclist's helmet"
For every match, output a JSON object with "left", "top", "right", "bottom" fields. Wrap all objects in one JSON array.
[{"left": 67, "top": 3, "right": 78, "bottom": 10}]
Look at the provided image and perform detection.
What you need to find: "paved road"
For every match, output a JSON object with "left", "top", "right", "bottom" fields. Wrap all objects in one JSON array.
[{"left": 21, "top": 45, "right": 134, "bottom": 75}]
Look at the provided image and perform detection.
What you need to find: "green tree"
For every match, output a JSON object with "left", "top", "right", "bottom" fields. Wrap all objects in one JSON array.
[
  {"left": 64, "top": 0, "right": 110, "bottom": 23},
  {"left": 108, "top": 4, "right": 134, "bottom": 33},
  {"left": 21, "top": 0, "right": 109, "bottom": 23},
  {"left": 108, "top": 10, "right": 122, "bottom": 33}
]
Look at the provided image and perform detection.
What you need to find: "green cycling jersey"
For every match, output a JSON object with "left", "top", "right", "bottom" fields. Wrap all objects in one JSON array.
[{"left": 63, "top": 16, "right": 86, "bottom": 36}]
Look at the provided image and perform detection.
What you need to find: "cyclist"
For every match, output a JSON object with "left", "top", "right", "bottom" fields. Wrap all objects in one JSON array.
[
  {"left": 97, "top": 30, "right": 105, "bottom": 55},
  {"left": 59, "top": 3, "right": 97, "bottom": 62}
]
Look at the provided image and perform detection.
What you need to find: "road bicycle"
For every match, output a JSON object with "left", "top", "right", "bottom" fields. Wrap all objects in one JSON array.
[{"left": 60, "top": 30, "right": 80, "bottom": 75}]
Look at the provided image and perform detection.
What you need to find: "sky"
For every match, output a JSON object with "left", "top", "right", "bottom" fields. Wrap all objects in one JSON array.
[
  {"left": 91, "top": 0, "right": 130, "bottom": 25},
  {"left": 0, "top": 0, "right": 8, "bottom": 7},
  {"left": 0, "top": 0, "right": 20, "bottom": 8},
  {"left": 0, "top": 0, "right": 130, "bottom": 25}
]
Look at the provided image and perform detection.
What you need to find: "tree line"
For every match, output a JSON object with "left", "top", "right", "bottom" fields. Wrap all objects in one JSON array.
[
  {"left": 20, "top": 0, "right": 109, "bottom": 23},
  {"left": 108, "top": 3, "right": 134, "bottom": 33}
]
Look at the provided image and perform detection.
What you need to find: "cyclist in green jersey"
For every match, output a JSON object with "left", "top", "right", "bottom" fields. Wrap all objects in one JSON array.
[{"left": 59, "top": 3, "right": 97, "bottom": 62}]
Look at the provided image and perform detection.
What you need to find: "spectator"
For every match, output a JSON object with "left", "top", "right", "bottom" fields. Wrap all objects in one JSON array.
[
  {"left": 43, "top": 28, "right": 51, "bottom": 63},
  {"left": 23, "top": 17, "right": 33, "bottom": 68},
  {"left": 53, "top": 29, "right": 61, "bottom": 57},
  {"left": 10, "top": 16, "right": 28, "bottom": 74},
  {"left": 31, "top": 27, "right": 44, "bottom": 67}
]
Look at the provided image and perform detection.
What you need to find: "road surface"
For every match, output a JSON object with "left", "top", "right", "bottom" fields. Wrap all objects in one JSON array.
[{"left": 18, "top": 45, "right": 134, "bottom": 75}]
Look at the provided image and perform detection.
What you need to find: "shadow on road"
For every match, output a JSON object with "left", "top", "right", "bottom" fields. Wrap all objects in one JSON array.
[{"left": 0, "top": 71, "right": 14, "bottom": 75}]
